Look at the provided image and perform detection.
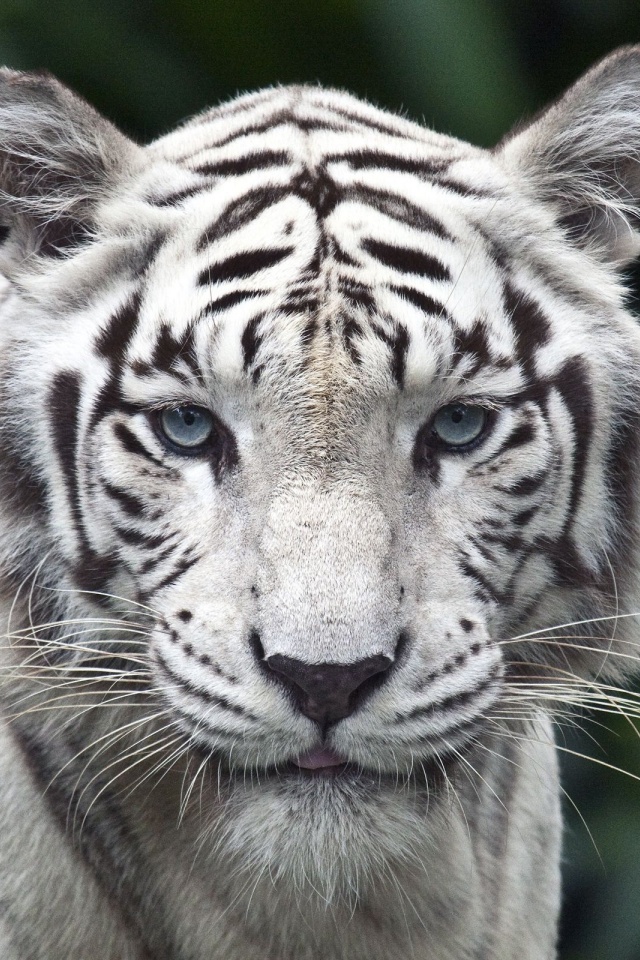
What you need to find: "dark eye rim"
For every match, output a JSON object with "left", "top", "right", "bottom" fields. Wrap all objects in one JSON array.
[
  {"left": 416, "top": 403, "right": 495, "bottom": 458},
  {"left": 150, "top": 405, "right": 228, "bottom": 459}
]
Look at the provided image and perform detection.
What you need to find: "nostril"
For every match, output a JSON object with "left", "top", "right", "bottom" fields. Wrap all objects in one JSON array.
[{"left": 263, "top": 653, "right": 393, "bottom": 727}]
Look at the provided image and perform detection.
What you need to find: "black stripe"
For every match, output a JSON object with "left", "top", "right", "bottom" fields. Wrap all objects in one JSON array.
[
  {"left": 468, "top": 536, "right": 496, "bottom": 562},
  {"left": 147, "top": 185, "right": 204, "bottom": 207},
  {"left": 293, "top": 169, "right": 340, "bottom": 217},
  {"left": 478, "top": 420, "right": 536, "bottom": 466},
  {"left": 95, "top": 293, "right": 141, "bottom": 364},
  {"left": 145, "top": 554, "right": 199, "bottom": 596},
  {"left": 329, "top": 149, "right": 449, "bottom": 176},
  {"left": 350, "top": 185, "right": 452, "bottom": 240},
  {"left": 196, "top": 186, "right": 290, "bottom": 249},
  {"left": 301, "top": 316, "right": 317, "bottom": 346},
  {"left": 332, "top": 241, "right": 358, "bottom": 268},
  {"left": 371, "top": 321, "right": 409, "bottom": 387},
  {"left": 155, "top": 650, "right": 253, "bottom": 718},
  {"left": 329, "top": 148, "right": 486, "bottom": 195},
  {"left": 295, "top": 116, "right": 357, "bottom": 134},
  {"left": 389, "top": 284, "right": 450, "bottom": 319},
  {"left": 606, "top": 386, "right": 640, "bottom": 567},
  {"left": 172, "top": 706, "right": 240, "bottom": 743},
  {"left": 280, "top": 286, "right": 319, "bottom": 316},
  {"left": 208, "top": 114, "right": 291, "bottom": 149},
  {"left": 114, "top": 524, "right": 172, "bottom": 550},
  {"left": 49, "top": 371, "right": 117, "bottom": 593},
  {"left": 512, "top": 506, "right": 538, "bottom": 527},
  {"left": 458, "top": 557, "right": 502, "bottom": 604},
  {"left": 322, "top": 106, "right": 416, "bottom": 138},
  {"left": 554, "top": 357, "right": 593, "bottom": 531},
  {"left": 340, "top": 280, "right": 375, "bottom": 312},
  {"left": 194, "top": 151, "right": 291, "bottom": 177},
  {"left": 207, "top": 113, "right": 317, "bottom": 149},
  {"left": 404, "top": 668, "right": 501, "bottom": 722},
  {"left": 413, "top": 425, "right": 441, "bottom": 484},
  {"left": 196, "top": 91, "right": 279, "bottom": 125},
  {"left": 503, "top": 282, "right": 551, "bottom": 382},
  {"left": 113, "top": 422, "right": 167, "bottom": 468},
  {"left": 534, "top": 535, "right": 597, "bottom": 589},
  {"left": 203, "top": 289, "right": 267, "bottom": 314},
  {"left": 496, "top": 470, "right": 548, "bottom": 497},
  {"left": 241, "top": 315, "right": 265, "bottom": 370},
  {"left": 341, "top": 316, "right": 363, "bottom": 366},
  {"left": 431, "top": 176, "right": 488, "bottom": 197},
  {"left": 150, "top": 322, "right": 201, "bottom": 379},
  {"left": 102, "top": 480, "right": 145, "bottom": 518},
  {"left": 534, "top": 357, "right": 596, "bottom": 588},
  {"left": 139, "top": 542, "right": 178, "bottom": 575},
  {"left": 496, "top": 420, "right": 535, "bottom": 455},
  {"left": 483, "top": 530, "right": 524, "bottom": 551},
  {"left": 0, "top": 389, "right": 47, "bottom": 521},
  {"left": 198, "top": 247, "right": 292, "bottom": 286},
  {"left": 362, "top": 238, "right": 450, "bottom": 282},
  {"left": 451, "top": 320, "right": 493, "bottom": 374},
  {"left": 89, "top": 293, "right": 142, "bottom": 432}
]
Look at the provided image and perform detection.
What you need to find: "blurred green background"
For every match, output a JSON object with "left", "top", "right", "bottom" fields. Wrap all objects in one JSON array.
[{"left": 2, "top": 1, "right": 640, "bottom": 957}]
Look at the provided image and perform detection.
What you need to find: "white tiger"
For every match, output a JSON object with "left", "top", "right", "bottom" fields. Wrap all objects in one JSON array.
[{"left": 0, "top": 46, "right": 639, "bottom": 960}]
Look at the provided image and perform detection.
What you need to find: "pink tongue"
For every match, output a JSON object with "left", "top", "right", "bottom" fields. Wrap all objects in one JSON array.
[{"left": 293, "top": 747, "right": 345, "bottom": 770}]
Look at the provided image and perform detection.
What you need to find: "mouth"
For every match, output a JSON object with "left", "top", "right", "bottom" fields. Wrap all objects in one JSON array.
[
  {"left": 190, "top": 736, "right": 460, "bottom": 790},
  {"left": 289, "top": 746, "right": 350, "bottom": 777},
  {"left": 270, "top": 745, "right": 459, "bottom": 791}
]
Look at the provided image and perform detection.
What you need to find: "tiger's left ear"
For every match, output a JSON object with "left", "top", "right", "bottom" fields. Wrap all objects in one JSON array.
[
  {"left": 0, "top": 69, "right": 141, "bottom": 258},
  {"left": 498, "top": 46, "right": 640, "bottom": 266}
]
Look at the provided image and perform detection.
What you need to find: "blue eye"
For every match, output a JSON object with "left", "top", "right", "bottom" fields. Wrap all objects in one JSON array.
[
  {"left": 431, "top": 404, "right": 488, "bottom": 448},
  {"left": 158, "top": 406, "right": 215, "bottom": 451}
]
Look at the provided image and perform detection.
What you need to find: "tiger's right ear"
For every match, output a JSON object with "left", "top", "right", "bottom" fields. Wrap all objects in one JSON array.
[{"left": 0, "top": 69, "right": 140, "bottom": 257}]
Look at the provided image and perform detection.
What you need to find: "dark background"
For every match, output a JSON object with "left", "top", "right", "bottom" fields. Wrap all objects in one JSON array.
[{"left": 2, "top": 2, "right": 640, "bottom": 957}]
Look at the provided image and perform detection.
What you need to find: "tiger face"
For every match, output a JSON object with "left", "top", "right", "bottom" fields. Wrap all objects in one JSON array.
[{"left": 1, "top": 51, "right": 640, "bottom": 924}]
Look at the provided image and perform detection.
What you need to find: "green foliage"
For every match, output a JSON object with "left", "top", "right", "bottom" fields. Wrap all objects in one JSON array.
[
  {"left": 1, "top": 1, "right": 640, "bottom": 956},
  {"left": 1, "top": 0, "right": 636, "bottom": 146}
]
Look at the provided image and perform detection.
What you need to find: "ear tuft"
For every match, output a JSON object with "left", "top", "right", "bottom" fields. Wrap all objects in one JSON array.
[
  {"left": 0, "top": 69, "right": 139, "bottom": 257},
  {"left": 499, "top": 46, "right": 640, "bottom": 266}
]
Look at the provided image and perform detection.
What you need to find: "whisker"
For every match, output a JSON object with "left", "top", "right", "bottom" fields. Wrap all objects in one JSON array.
[
  {"left": 592, "top": 549, "right": 619, "bottom": 686},
  {"left": 75, "top": 733, "right": 185, "bottom": 838},
  {"left": 475, "top": 733, "right": 605, "bottom": 869},
  {"left": 496, "top": 728, "right": 640, "bottom": 784},
  {"left": 500, "top": 636, "right": 640, "bottom": 665},
  {"left": 508, "top": 610, "right": 640, "bottom": 642},
  {"left": 48, "top": 710, "right": 169, "bottom": 787},
  {"left": 43, "top": 585, "right": 161, "bottom": 618}
]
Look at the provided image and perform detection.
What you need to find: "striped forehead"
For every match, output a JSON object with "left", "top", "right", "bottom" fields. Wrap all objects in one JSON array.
[
  {"left": 149, "top": 85, "right": 465, "bottom": 167},
  {"left": 137, "top": 193, "right": 500, "bottom": 351},
  {"left": 139, "top": 86, "right": 498, "bottom": 325},
  {"left": 109, "top": 88, "right": 572, "bottom": 404}
]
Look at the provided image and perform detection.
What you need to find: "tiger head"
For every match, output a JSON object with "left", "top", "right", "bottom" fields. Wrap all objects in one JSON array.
[{"left": 1, "top": 51, "right": 640, "bottom": 904}]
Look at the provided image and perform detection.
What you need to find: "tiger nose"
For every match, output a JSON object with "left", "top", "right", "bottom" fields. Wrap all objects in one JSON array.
[{"left": 264, "top": 653, "right": 393, "bottom": 727}]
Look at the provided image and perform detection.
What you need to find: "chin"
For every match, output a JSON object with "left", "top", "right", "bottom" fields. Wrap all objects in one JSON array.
[{"left": 207, "top": 765, "right": 440, "bottom": 908}]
